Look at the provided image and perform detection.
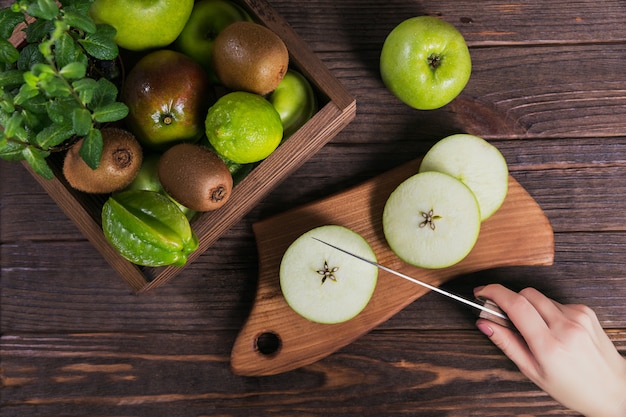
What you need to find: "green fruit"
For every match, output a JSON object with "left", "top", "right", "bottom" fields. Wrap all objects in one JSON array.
[
  {"left": 175, "top": 0, "right": 251, "bottom": 81},
  {"left": 205, "top": 91, "right": 283, "bottom": 164},
  {"left": 102, "top": 190, "right": 199, "bottom": 267},
  {"left": 212, "top": 21, "right": 289, "bottom": 95},
  {"left": 89, "top": 0, "right": 194, "bottom": 51},
  {"left": 157, "top": 143, "right": 233, "bottom": 212},
  {"left": 122, "top": 50, "right": 214, "bottom": 150},
  {"left": 268, "top": 69, "right": 318, "bottom": 139},
  {"left": 280, "top": 225, "right": 378, "bottom": 324},
  {"left": 382, "top": 171, "right": 481, "bottom": 269},
  {"left": 419, "top": 134, "right": 509, "bottom": 221},
  {"left": 380, "top": 16, "right": 471, "bottom": 110}
]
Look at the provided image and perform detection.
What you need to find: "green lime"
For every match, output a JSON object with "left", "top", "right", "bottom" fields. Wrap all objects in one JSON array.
[{"left": 205, "top": 91, "right": 283, "bottom": 164}]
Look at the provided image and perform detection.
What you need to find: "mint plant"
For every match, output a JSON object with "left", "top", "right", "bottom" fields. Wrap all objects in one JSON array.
[{"left": 0, "top": 0, "right": 128, "bottom": 179}]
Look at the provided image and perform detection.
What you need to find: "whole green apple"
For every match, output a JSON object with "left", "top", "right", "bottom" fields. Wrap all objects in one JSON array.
[
  {"left": 89, "top": 0, "right": 194, "bottom": 51},
  {"left": 121, "top": 50, "right": 215, "bottom": 150},
  {"left": 380, "top": 16, "right": 471, "bottom": 110},
  {"left": 175, "top": 0, "right": 251, "bottom": 81},
  {"left": 268, "top": 69, "right": 318, "bottom": 139}
]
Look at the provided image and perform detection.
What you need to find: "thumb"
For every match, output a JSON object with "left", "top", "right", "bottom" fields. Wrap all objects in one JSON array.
[{"left": 476, "top": 318, "right": 540, "bottom": 380}]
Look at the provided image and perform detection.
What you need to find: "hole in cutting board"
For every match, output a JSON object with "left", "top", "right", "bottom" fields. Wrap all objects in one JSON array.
[{"left": 255, "top": 332, "right": 282, "bottom": 355}]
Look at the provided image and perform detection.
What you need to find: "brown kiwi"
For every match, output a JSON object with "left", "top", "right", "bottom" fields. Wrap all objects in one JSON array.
[
  {"left": 63, "top": 127, "right": 143, "bottom": 194},
  {"left": 212, "top": 21, "right": 289, "bottom": 95},
  {"left": 157, "top": 143, "right": 233, "bottom": 212}
]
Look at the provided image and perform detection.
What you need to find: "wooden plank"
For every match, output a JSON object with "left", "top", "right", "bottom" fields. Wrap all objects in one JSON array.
[{"left": 2, "top": 330, "right": 625, "bottom": 416}]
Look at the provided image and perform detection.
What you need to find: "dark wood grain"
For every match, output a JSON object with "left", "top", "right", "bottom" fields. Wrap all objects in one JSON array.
[{"left": 2, "top": 0, "right": 626, "bottom": 415}]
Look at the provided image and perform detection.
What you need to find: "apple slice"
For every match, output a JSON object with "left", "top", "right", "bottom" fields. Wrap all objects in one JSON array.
[
  {"left": 280, "top": 225, "right": 378, "bottom": 324},
  {"left": 419, "top": 134, "right": 509, "bottom": 221},
  {"left": 383, "top": 171, "right": 481, "bottom": 269}
]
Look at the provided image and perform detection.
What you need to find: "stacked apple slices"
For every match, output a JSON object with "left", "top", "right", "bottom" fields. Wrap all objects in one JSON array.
[
  {"left": 280, "top": 134, "right": 509, "bottom": 324},
  {"left": 384, "top": 134, "right": 509, "bottom": 269}
]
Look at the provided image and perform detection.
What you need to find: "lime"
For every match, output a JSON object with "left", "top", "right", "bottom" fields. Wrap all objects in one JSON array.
[{"left": 205, "top": 91, "right": 283, "bottom": 164}]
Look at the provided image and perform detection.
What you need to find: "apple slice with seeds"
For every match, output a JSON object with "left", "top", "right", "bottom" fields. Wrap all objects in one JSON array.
[
  {"left": 419, "top": 134, "right": 509, "bottom": 221},
  {"left": 280, "top": 225, "right": 378, "bottom": 324},
  {"left": 383, "top": 171, "right": 481, "bottom": 269}
]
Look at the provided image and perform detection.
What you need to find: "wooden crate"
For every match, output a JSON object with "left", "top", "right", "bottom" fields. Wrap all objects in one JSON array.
[{"left": 9, "top": 0, "right": 356, "bottom": 292}]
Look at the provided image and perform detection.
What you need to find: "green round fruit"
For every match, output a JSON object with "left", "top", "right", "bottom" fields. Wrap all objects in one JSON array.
[
  {"left": 205, "top": 91, "right": 283, "bottom": 164},
  {"left": 280, "top": 225, "right": 378, "bottom": 324},
  {"left": 383, "top": 171, "right": 481, "bottom": 269},
  {"left": 380, "top": 16, "right": 471, "bottom": 110},
  {"left": 89, "top": 0, "right": 194, "bottom": 51},
  {"left": 268, "top": 69, "right": 318, "bottom": 139}
]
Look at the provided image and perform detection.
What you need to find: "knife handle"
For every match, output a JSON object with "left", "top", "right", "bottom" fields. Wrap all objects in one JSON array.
[{"left": 475, "top": 297, "right": 516, "bottom": 330}]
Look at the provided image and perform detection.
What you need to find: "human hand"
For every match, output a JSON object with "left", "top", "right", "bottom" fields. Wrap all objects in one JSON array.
[{"left": 474, "top": 284, "right": 626, "bottom": 417}]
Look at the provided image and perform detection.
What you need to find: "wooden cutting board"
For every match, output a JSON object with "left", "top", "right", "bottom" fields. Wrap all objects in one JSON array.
[{"left": 230, "top": 158, "right": 554, "bottom": 376}]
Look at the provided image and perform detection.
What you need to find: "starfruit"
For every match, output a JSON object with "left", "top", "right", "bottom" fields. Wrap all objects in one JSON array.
[{"left": 102, "top": 190, "right": 199, "bottom": 267}]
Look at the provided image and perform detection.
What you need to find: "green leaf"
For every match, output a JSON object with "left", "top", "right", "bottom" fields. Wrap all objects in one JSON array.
[
  {"left": 72, "top": 77, "right": 97, "bottom": 105},
  {"left": 40, "top": 76, "right": 71, "bottom": 98},
  {"left": 0, "top": 69, "right": 25, "bottom": 88},
  {"left": 54, "top": 31, "right": 81, "bottom": 69},
  {"left": 27, "top": 0, "right": 60, "bottom": 21},
  {"left": 78, "top": 127, "right": 103, "bottom": 169},
  {"left": 35, "top": 119, "right": 74, "bottom": 148},
  {"left": 60, "top": 0, "right": 92, "bottom": 16},
  {"left": 0, "top": 7, "right": 25, "bottom": 39},
  {"left": 72, "top": 107, "right": 91, "bottom": 136},
  {"left": 0, "top": 38, "right": 20, "bottom": 64},
  {"left": 78, "top": 24, "right": 118, "bottom": 61},
  {"left": 90, "top": 77, "right": 118, "bottom": 108},
  {"left": 60, "top": 61, "right": 87, "bottom": 79},
  {"left": 92, "top": 102, "right": 128, "bottom": 123},
  {"left": 22, "top": 146, "right": 54, "bottom": 179},
  {"left": 0, "top": 138, "right": 27, "bottom": 162},
  {"left": 25, "top": 18, "right": 55, "bottom": 44},
  {"left": 62, "top": 10, "right": 96, "bottom": 34},
  {"left": 17, "top": 43, "right": 45, "bottom": 71},
  {"left": 13, "top": 82, "right": 40, "bottom": 105},
  {"left": 46, "top": 96, "right": 77, "bottom": 124},
  {"left": 4, "top": 112, "right": 24, "bottom": 138}
]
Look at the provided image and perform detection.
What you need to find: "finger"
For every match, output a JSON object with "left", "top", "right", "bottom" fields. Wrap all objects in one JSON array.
[
  {"left": 476, "top": 318, "right": 541, "bottom": 382},
  {"left": 474, "top": 284, "right": 549, "bottom": 342},
  {"left": 517, "top": 287, "right": 565, "bottom": 328}
]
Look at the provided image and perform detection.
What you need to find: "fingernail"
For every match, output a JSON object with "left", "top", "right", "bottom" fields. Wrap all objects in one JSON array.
[
  {"left": 473, "top": 285, "right": 486, "bottom": 295},
  {"left": 477, "top": 320, "right": 494, "bottom": 337}
]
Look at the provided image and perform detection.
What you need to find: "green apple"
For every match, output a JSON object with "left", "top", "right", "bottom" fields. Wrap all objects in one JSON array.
[
  {"left": 280, "top": 225, "right": 378, "bottom": 324},
  {"left": 383, "top": 171, "right": 481, "bottom": 269},
  {"left": 380, "top": 16, "right": 471, "bottom": 110},
  {"left": 123, "top": 153, "right": 196, "bottom": 220},
  {"left": 89, "top": 0, "right": 194, "bottom": 51},
  {"left": 121, "top": 49, "right": 214, "bottom": 150},
  {"left": 175, "top": 0, "right": 251, "bottom": 81},
  {"left": 419, "top": 134, "right": 509, "bottom": 221},
  {"left": 268, "top": 69, "right": 318, "bottom": 139}
]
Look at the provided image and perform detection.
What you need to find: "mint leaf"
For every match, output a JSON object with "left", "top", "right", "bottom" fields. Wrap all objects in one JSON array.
[
  {"left": 92, "top": 102, "right": 128, "bottom": 123},
  {"left": 72, "top": 107, "right": 91, "bottom": 136},
  {"left": 0, "top": 69, "right": 24, "bottom": 88},
  {"left": 78, "top": 127, "right": 103, "bottom": 169},
  {"left": 79, "top": 24, "right": 118, "bottom": 60},
  {"left": 0, "top": 38, "right": 19, "bottom": 64},
  {"left": 35, "top": 119, "right": 74, "bottom": 148},
  {"left": 62, "top": 10, "right": 96, "bottom": 34},
  {"left": 60, "top": 61, "right": 87, "bottom": 79},
  {"left": 27, "top": 0, "right": 60, "bottom": 21},
  {"left": 22, "top": 146, "right": 54, "bottom": 179},
  {"left": 0, "top": 7, "right": 24, "bottom": 39}
]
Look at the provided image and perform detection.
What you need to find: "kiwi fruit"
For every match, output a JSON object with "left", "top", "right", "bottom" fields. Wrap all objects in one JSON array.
[
  {"left": 212, "top": 21, "right": 289, "bottom": 95},
  {"left": 63, "top": 127, "right": 143, "bottom": 194},
  {"left": 157, "top": 143, "right": 233, "bottom": 212}
]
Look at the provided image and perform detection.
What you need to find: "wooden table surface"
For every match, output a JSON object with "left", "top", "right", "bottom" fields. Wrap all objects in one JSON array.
[{"left": 2, "top": 1, "right": 626, "bottom": 415}]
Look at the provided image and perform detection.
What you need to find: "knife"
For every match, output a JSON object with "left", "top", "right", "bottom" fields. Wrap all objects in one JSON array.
[{"left": 312, "top": 237, "right": 513, "bottom": 329}]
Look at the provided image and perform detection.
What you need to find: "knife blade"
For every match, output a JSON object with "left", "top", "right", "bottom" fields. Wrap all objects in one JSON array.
[{"left": 312, "top": 237, "right": 513, "bottom": 328}]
